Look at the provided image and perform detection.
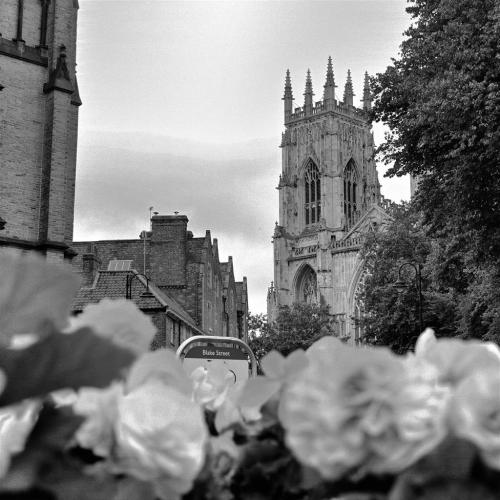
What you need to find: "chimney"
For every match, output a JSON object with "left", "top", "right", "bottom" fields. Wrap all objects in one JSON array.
[
  {"left": 81, "top": 252, "right": 101, "bottom": 287},
  {"left": 150, "top": 214, "right": 188, "bottom": 286}
]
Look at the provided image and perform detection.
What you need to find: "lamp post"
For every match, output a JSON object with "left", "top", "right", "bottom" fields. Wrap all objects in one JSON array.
[{"left": 393, "top": 262, "right": 424, "bottom": 334}]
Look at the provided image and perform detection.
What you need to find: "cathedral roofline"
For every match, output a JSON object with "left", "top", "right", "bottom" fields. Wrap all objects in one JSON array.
[{"left": 285, "top": 102, "right": 369, "bottom": 126}]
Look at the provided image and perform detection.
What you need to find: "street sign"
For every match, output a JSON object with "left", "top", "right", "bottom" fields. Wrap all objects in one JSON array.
[{"left": 176, "top": 336, "right": 257, "bottom": 383}]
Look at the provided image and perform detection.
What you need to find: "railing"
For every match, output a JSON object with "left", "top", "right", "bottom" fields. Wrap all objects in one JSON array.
[
  {"left": 330, "top": 236, "right": 363, "bottom": 250},
  {"left": 288, "top": 99, "right": 368, "bottom": 122}
]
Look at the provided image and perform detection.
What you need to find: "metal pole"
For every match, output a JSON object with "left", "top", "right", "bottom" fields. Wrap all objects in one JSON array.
[
  {"left": 143, "top": 230, "right": 146, "bottom": 275},
  {"left": 416, "top": 263, "right": 423, "bottom": 333}
]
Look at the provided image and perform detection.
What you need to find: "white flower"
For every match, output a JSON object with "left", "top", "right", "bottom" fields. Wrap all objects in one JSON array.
[
  {"left": 115, "top": 376, "right": 207, "bottom": 498},
  {"left": 238, "top": 348, "right": 309, "bottom": 418},
  {"left": 71, "top": 350, "right": 208, "bottom": 498},
  {"left": 0, "top": 400, "right": 40, "bottom": 478},
  {"left": 415, "top": 328, "right": 500, "bottom": 386},
  {"left": 279, "top": 338, "right": 447, "bottom": 480},
  {"left": 67, "top": 299, "right": 156, "bottom": 354},
  {"left": 73, "top": 383, "right": 124, "bottom": 457},
  {"left": 191, "top": 364, "right": 234, "bottom": 411},
  {"left": 449, "top": 369, "right": 500, "bottom": 470}
]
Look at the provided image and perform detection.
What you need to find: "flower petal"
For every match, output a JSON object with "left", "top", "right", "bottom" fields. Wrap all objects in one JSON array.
[{"left": 239, "top": 376, "right": 281, "bottom": 410}]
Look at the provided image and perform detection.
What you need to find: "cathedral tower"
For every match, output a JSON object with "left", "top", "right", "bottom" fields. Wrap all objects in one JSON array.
[
  {"left": 0, "top": 0, "right": 81, "bottom": 261},
  {"left": 268, "top": 58, "right": 388, "bottom": 342}
]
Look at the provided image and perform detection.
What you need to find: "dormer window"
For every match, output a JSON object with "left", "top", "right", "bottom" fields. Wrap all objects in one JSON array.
[{"left": 305, "top": 161, "right": 321, "bottom": 225}]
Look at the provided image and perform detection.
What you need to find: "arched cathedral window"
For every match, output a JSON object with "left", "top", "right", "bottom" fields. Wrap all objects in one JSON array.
[
  {"left": 296, "top": 265, "right": 317, "bottom": 304},
  {"left": 344, "top": 160, "right": 358, "bottom": 228},
  {"left": 304, "top": 161, "right": 321, "bottom": 225}
]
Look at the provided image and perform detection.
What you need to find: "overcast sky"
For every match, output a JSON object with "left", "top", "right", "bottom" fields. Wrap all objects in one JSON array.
[{"left": 74, "top": 0, "right": 411, "bottom": 315}]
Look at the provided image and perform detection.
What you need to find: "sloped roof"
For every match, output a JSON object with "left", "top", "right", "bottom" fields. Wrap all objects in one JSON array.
[
  {"left": 147, "top": 278, "right": 201, "bottom": 331},
  {"left": 73, "top": 271, "right": 161, "bottom": 310},
  {"left": 343, "top": 203, "right": 391, "bottom": 241},
  {"left": 73, "top": 270, "right": 201, "bottom": 332}
]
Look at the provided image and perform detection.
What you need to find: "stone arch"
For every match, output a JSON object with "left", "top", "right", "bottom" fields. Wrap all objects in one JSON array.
[
  {"left": 298, "top": 154, "right": 321, "bottom": 177},
  {"left": 348, "top": 260, "right": 370, "bottom": 344},
  {"left": 294, "top": 264, "right": 318, "bottom": 304},
  {"left": 343, "top": 157, "right": 360, "bottom": 178}
]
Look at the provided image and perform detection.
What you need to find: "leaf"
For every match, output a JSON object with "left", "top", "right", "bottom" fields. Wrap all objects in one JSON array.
[
  {"left": 0, "top": 327, "right": 135, "bottom": 406},
  {"left": 25, "top": 403, "right": 83, "bottom": 452},
  {"left": 0, "top": 253, "right": 80, "bottom": 344}
]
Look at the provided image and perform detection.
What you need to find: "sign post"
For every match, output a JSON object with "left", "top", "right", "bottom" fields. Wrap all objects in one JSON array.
[{"left": 176, "top": 336, "right": 257, "bottom": 383}]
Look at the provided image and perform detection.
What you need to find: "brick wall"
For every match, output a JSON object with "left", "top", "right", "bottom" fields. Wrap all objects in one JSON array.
[
  {"left": 73, "top": 240, "right": 148, "bottom": 276},
  {"left": 72, "top": 217, "right": 249, "bottom": 339},
  {"left": 150, "top": 215, "right": 187, "bottom": 286}
]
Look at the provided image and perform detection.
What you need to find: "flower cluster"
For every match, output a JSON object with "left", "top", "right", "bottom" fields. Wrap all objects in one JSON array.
[
  {"left": 0, "top": 252, "right": 499, "bottom": 500},
  {"left": 72, "top": 351, "right": 208, "bottom": 499}
]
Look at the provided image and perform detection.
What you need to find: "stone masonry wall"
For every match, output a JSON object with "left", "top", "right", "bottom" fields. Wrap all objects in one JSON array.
[
  {"left": 0, "top": 56, "right": 45, "bottom": 241},
  {"left": 0, "top": 0, "right": 80, "bottom": 258}
]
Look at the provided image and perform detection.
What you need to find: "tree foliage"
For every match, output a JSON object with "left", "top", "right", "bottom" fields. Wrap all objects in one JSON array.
[
  {"left": 360, "top": 202, "right": 500, "bottom": 349},
  {"left": 372, "top": 0, "right": 500, "bottom": 261},
  {"left": 248, "top": 303, "right": 336, "bottom": 361},
  {"left": 370, "top": 0, "right": 500, "bottom": 345},
  {"left": 359, "top": 203, "right": 458, "bottom": 352}
]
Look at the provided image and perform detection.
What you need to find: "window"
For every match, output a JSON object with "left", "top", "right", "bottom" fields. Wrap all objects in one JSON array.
[
  {"left": 295, "top": 265, "right": 317, "bottom": 304},
  {"left": 344, "top": 160, "right": 358, "bottom": 228},
  {"left": 107, "top": 259, "right": 132, "bottom": 271},
  {"left": 304, "top": 161, "right": 321, "bottom": 225}
]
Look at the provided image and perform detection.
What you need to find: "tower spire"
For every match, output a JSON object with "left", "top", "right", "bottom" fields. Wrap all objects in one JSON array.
[
  {"left": 323, "top": 56, "right": 337, "bottom": 109},
  {"left": 283, "top": 69, "right": 294, "bottom": 123},
  {"left": 362, "top": 71, "right": 372, "bottom": 111},
  {"left": 304, "top": 69, "right": 314, "bottom": 115},
  {"left": 343, "top": 69, "right": 354, "bottom": 106}
]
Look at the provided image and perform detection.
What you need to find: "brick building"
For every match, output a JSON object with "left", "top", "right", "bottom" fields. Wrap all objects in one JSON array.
[
  {"left": 72, "top": 214, "right": 249, "bottom": 347},
  {"left": 0, "top": 0, "right": 81, "bottom": 261}
]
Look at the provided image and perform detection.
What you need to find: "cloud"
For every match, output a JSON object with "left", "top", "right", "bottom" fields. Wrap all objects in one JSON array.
[
  {"left": 74, "top": 131, "right": 280, "bottom": 314},
  {"left": 74, "top": 130, "right": 409, "bottom": 315}
]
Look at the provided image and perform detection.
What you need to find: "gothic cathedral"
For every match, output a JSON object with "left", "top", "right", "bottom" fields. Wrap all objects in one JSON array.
[{"left": 267, "top": 58, "right": 390, "bottom": 343}]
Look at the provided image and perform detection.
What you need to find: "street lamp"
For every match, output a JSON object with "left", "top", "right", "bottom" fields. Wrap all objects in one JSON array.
[{"left": 393, "top": 262, "right": 423, "bottom": 333}]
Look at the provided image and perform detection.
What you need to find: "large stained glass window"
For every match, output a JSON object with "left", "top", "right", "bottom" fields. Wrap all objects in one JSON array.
[{"left": 305, "top": 161, "right": 321, "bottom": 225}]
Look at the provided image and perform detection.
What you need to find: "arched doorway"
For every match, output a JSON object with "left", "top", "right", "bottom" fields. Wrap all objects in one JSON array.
[{"left": 350, "top": 266, "right": 370, "bottom": 345}]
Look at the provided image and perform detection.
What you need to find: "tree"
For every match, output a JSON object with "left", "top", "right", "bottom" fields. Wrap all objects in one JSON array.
[
  {"left": 371, "top": 0, "right": 500, "bottom": 343},
  {"left": 248, "top": 303, "right": 336, "bottom": 361},
  {"left": 359, "top": 203, "right": 458, "bottom": 352},
  {"left": 372, "top": 0, "right": 500, "bottom": 262}
]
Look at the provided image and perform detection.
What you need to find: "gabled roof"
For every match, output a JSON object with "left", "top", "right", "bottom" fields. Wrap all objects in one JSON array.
[
  {"left": 73, "top": 269, "right": 202, "bottom": 333},
  {"left": 73, "top": 271, "right": 161, "bottom": 311},
  {"left": 343, "top": 203, "right": 391, "bottom": 242}
]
